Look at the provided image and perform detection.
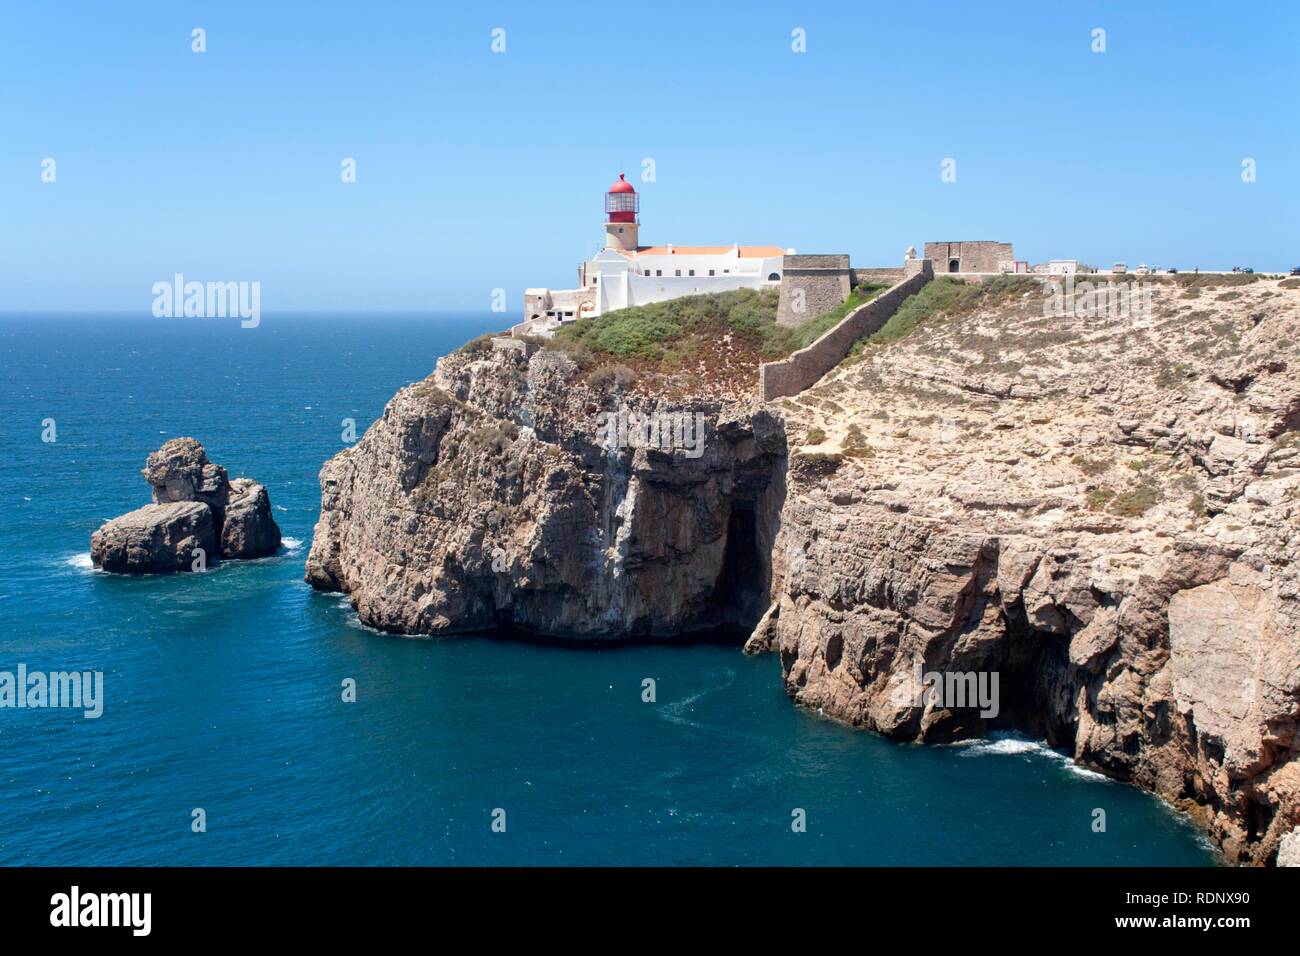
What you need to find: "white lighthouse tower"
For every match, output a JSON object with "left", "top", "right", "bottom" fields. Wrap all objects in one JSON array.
[{"left": 604, "top": 172, "right": 639, "bottom": 252}]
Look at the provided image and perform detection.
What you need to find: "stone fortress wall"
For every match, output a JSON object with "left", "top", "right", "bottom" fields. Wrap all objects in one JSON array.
[
  {"left": 774, "top": 256, "right": 913, "bottom": 328},
  {"left": 850, "top": 267, "right": 906, "bottom": 286},
  {"left": 924, "top": 240, "right": 1014, "bottom": 273},
  {"left": 759, "top": 261, "right": 934, "bottom": 401},
  {"left": 775, "top": 255, "right": 852, "bottom": 327}
]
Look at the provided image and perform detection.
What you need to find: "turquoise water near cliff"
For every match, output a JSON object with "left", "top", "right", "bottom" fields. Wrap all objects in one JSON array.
[{"left": 0, "top": 314, "right": 1215, "bottom": 865}]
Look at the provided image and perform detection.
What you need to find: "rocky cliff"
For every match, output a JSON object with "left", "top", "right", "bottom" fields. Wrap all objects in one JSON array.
[
  {"left": 92, "top": 438, "right": 281, "bottom": 572},
  {"left": 306, "top": 274, "right": 1300, "bottom": 864},
  {"left": 763, "top": 274, "right": 1300, "bottom": 865},
  {"left": 306, "top": 346, "right": 786, "bottom": 639}
]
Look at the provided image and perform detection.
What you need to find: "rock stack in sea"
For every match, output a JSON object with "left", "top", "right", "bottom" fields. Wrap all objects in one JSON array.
[{"left": 91, "top": 438, "right": 281, "bottom": 573}]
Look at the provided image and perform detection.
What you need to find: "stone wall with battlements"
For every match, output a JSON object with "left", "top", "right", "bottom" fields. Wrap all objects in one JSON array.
[{"left": 759, "top": 262, "right": 934, "bottom": 401}]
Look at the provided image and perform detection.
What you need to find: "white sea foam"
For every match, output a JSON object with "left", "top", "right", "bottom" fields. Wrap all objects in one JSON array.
[
  {"left": 274, "top": 504, "right": 288, "bottom": 512},
  {"left": 958, "top": 731, "right": 1109, "bottom": 780},
  {"left": 281, "top": 537, "right": 304, "bottom": 552},
  {"left": 63, "top": 553, "right": 95, "bottom": 571},
  {"left": 961, "top": 737, "right": 1045, "bottom": 757},
  {"left": 344, "top": 609, "right": 384, "bottom": 635}
]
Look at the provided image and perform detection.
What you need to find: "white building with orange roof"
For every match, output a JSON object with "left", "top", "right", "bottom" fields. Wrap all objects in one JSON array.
[{"left": 518, "top": 173, "right": 790, "bottom": 334}]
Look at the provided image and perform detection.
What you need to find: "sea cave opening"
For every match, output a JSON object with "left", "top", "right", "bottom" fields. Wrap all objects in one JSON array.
[{"left": 714, "top": 499, "right": 767, "bottom": 639}]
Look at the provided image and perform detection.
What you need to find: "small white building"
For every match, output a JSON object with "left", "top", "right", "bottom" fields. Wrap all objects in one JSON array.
[
  {"left": 518, "top": 173, "right": 788, "bottom": 335},
  {"left": 1048, "top": 259, "right": 1080, "bottom": 275}
]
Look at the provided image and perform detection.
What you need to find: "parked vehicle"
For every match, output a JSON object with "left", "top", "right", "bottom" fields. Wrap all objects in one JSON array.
[
  {"left": 1112, "top": 261, "right": 1127, "bottom": 274},
  {"left": 1290, "top": 267, "right": 1300, "bottom": 276}
]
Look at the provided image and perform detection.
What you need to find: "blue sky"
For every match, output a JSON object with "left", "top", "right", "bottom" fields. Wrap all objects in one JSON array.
[{"left": 2, "top": 0, "right": 1296, "bottom": 312}]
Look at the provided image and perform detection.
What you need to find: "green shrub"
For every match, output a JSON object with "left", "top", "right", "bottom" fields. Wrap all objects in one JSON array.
[
  {"left": 1110, "top": 482, "right": 1159, "bottom": 516},
  {"left": 1086, "top": 487, "right": 1115, "bottom": 511},
  {"left": 547, "top": 338, "right": 596, "bottom": 369},
  {"left": 588, "top": 363, "right": 637, "bottom": 391},
  {"left": 465, "top": 422, "right": 514, "bottom": 456},
  {"left": 805, "top": 426, "right": 826, "bottom": 444},
  {"left": 461, "top": 333, "right": 501, "bottom": 355},
  {"left": 792, "top": 451, "right": 843, "bottom": 477}
]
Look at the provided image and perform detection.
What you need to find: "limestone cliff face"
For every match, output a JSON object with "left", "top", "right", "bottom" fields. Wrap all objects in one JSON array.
[
  {"left": 306, "top": 346, "right": 787, "bottom": 639},
  {"left": 762, "top": 275, "right": 1300, "bottom": 865},
  {"left": 305, "top": 275, "right": 1300, "bottom": 864}
]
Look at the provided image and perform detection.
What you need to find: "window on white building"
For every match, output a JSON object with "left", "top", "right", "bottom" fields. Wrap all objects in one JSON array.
[
  {"left": 688, "top": 270, "right": 695, "bottom": 277},
  {"left": 708, "top": 270, "right": 715, "bottom": 276},
  {"left": 675, "top": 269, "right": 681, "bottom": 277}
]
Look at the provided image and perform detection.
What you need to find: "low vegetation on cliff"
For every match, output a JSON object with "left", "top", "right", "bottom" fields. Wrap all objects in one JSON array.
[
  {"left": 551, "top": 287, "right": 781, "bottom": 362},
  {"left": 544, "top": 284, "right": 887, "bottom": 399},
  {"left": 845, "top": 276, "right": 1042, "bottom": 362}
]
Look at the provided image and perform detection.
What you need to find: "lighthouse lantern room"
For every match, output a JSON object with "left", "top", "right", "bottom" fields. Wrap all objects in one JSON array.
[{"left": 604, "top": 173, "right": 640, "bottom": 252}]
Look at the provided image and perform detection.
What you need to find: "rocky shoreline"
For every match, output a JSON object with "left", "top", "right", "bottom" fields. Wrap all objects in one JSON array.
[{"left": 306, "top": 275, "right": 1300, "bottom": 865}]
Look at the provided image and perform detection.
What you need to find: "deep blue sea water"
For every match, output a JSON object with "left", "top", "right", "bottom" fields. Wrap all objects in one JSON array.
[{"left": 0, "top": 313, "right": 1215, "bottom": 865}]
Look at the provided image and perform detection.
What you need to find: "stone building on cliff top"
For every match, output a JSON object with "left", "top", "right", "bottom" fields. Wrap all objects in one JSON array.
[
  {"left": 513, "top": 172, "right": 1022, "bottom": 337},
  {"left": 516, "top": 172, "right": 790, "bottom": 336}
]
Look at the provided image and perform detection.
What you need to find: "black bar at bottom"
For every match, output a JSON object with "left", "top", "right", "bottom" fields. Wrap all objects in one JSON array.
[{"left": 0, "top": 865, "right": 1282, "bottom": 940}]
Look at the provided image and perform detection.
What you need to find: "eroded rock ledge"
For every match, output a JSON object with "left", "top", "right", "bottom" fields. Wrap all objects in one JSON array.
[
  {"left": 91, "top": 438, "right": 281, "bottom": 573},
  {"left": 306, "top": 347, "right": 786, "bottom": 639}
]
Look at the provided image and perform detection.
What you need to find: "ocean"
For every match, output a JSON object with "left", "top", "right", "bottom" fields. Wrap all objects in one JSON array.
[{"left": 0, "top": 313, "right": 1214, "bottom": 865}]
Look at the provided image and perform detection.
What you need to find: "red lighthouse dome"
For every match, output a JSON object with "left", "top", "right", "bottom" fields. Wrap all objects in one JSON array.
[{"left": 605, "top": 172, "right": 638, "bottom": 223}]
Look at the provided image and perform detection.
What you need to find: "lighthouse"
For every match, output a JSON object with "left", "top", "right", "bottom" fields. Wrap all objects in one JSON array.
[
  {"left": 519, "top": 170, "right": 787, "bottom": 333},
  {"left": 604, "top": 172, "right": 639, "bottom": 252}
]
